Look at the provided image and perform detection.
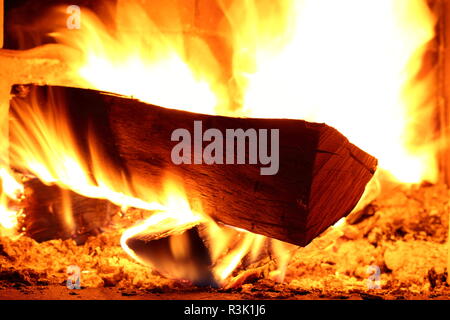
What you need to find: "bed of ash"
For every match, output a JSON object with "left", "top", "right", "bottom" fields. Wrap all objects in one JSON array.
[{"left": 0, "top": 182, "right": 449, "bottom": 300}]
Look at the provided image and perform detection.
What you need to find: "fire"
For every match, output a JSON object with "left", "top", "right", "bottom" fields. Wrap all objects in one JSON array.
[
  {"left": 4, "top": 84, "right": 287, "bottom": 285},
  {"left": 50, "top": 0, "right": 438, "bottom": 184},
  {"left": 120, "top": 179, "right": 282, "bottom": 285},
  {"left": 0, "top": 0, "right": 439, "bottom": 285}
]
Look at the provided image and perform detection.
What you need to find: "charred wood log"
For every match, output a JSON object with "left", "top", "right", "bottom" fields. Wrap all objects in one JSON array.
[{"left": 20, "top": 178, "right": 117, "bottom": 244}]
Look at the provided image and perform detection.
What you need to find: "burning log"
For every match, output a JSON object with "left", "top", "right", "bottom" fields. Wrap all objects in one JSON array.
[{"left": 10, "top": 85, "right": 377, "bottom": 246}]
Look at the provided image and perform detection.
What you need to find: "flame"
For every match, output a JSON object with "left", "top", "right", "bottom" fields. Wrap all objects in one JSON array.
[
  {"left": 226, "top": 0, "right": 437, "bottom": 184},
  {"left": 0, "top": 0, "right": 439, "bottom": 285},
  {"left": 51, "top": 3, "right": 220, "bottom": 115}
]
